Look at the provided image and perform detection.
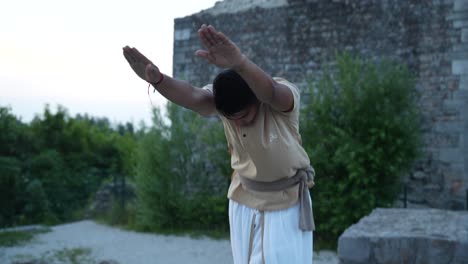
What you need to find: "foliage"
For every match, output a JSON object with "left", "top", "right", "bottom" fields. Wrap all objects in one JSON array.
[
  {"left": 46, "top": 247, "right": 96, "bottom": 264},
  {"left": 134, "top": 105, "right": 230, "bottom": 233},
  {"left": 0, "top": 156, "right": 22, "bottom": 226},
  {"left": 0, "top": 228, "right": 50, "bottom": 247},
  {"left": 1, "top": 100, "right": 230, "bottom": 235},
  {"left": 0, "top": 231, "right": 35, "bottom": 247},
  {"left": 0, "top": 107, "right": 33, "bottom": 227},
  {"left": 301, "top": 53, "right": 421, "bottom": 243},
  {"left": 0, "top": 105, "right": 138, "bottom": 227},
  {"left": 12, "top": 247, "right": 100, "bottom": 264}
]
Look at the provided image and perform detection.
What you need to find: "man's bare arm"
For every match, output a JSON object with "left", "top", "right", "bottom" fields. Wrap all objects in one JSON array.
[
  {"left": 151, "top": 73, "right": 216, "bottom": 117},
  {"left": 233, "top": 58, "right": 294, "bottom": 112},
  {"left": 195, "top": 25, "right": 294, "bottom": 112},
  {"left": 123, "top": 46, "right": 216, "bottom": 117}
]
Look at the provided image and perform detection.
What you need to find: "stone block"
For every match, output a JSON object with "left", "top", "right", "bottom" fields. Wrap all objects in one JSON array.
[
  {"left": 462, "top": 28, "right": 468, "bottom": 42},
  {"left": 443, "top": 99, "right": 464, "bottom": 112},
  {"left": 439, "top": 147, "right": 464, "bottom": 163},
  {"left": 460, "top": 76, "right": 468, "bottom": 90},
  {"left": 455, "top": 0, "right": 468, "bottom": 12},
  {"left": 337, "top": 235, "right": 371, "bottom": 263},
  {"left": 174, "top": 28, "right": 191, "bottom": 41},
  {"left": 452, "top": 60, "right": 468, "bottom": 74},
  {"left": 426, "top": 239, "right": 458, "bottom": 264},
  {"left": 453, "top": 43, "right": 468, "bottom": 53},
  {"left": 451, "top": 51, "right": 468, "bottom": 60},
  {"left": 447, "top": 11, "right": 468, "bottom": 21},
  {"left": 454, "top": 19, "right": 468, "bottom": 28},
  {"left": 338, "top": 209, "right": 468, "bottom": 264},
  {"left": 411, "top": 171, "right": 427, "bottom": 180},
  {"left": 453, "top": 241, "right": 468, "bottom": 263},
  {"left": 435, "top": 120, "right": 462, "bottom": 133},
  {"left": 373, "top": 237, "right": 416, "bottom": 263},
  {"left": 452, "top": 89, "right": 468, "bottom": 100}
]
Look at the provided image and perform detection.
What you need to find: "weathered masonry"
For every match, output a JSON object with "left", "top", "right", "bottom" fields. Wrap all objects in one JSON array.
[{"left": 173, "top": 0, "right": 468, "bottom": 210}]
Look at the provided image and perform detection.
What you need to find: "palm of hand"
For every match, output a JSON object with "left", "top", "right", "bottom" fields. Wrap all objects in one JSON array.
[
  {"left": 196, "top": 25, "right": 245, "bottom": 69},
  {"left": 205, "top": 42, "right": 243, "bottom": 68}
]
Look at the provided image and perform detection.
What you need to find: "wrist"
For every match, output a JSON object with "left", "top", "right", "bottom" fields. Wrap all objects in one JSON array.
[
  {"left": 155, "top": 72, "right": 164, "bottom": 84},
  {"left": 232, "top": 55, "right": 248, "bottom": 72},
  {"left": 150, "top": 73, "right": 165, "bottom": 87}
]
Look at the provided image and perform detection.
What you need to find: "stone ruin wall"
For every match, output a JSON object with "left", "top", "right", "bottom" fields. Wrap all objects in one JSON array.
[{"left": 173, "top": 0, "right": 468, "bottom": 210}]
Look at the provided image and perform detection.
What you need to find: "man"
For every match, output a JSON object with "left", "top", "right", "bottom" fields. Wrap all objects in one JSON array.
[{"left": 123, "top": 24, "right": 315, "bottom": 264}]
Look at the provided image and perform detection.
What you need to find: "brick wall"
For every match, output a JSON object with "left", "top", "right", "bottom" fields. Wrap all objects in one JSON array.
[{"left": 173, "top": 0, "right": 468, "bottom": 210}]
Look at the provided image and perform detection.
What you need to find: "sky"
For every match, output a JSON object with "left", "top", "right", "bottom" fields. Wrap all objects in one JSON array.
[{"left": 0, "top": 0, "right": 219, "bottom": 126}]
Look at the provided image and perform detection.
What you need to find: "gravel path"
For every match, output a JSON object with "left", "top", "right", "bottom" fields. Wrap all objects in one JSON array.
[{"left": 0, "top": 220, "right": 338, "bottom": 264}]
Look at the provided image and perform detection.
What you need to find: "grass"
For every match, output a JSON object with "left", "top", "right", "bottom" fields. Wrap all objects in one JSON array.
[
  {"left": 147, "top": 227, "right": 230, "bottom": 240},
  {"left": 314, "top": 233, "right": 338, "bottom": 252},
  {"left": 92, "top": 200, "right": 230, "bottom": 240},
  {"left": 0, "top": 228, "right": 50, "bottom": 247},
  {"left": 47, "top": 247, "right": 96, "bottom": 264},
  {"left": 0, "top": 231, "right": 34, "bottom": 247},
  {"left": 95, "top": 215, "right": 230, "bottom": 240},
  {"left": 12, "top": 247, "right": 108, "bottom": 264}
]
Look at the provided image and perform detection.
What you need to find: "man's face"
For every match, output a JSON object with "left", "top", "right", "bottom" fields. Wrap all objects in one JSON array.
[{"left": 225, "top": 103, "right": 259, "bottom": 127}]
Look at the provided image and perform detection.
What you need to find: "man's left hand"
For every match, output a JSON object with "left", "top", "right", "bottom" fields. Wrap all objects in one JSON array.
[{"left": 195, "top": 24, "right": 246, "bottom": 69}]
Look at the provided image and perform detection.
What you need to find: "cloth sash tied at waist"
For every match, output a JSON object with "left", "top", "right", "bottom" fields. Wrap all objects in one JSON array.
[{"left": 238, "top": 167, "right": 315, "bottom": 231}]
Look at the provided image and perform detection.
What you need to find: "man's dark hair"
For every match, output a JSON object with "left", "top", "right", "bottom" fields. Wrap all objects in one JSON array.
[{"left": 213, "top": 69, "right": 258, "bottom": 116}]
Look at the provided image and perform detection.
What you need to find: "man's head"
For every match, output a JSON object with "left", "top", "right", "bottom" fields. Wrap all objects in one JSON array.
[{"left": 213, "top": 69, "right": 259, "bottom": 126}]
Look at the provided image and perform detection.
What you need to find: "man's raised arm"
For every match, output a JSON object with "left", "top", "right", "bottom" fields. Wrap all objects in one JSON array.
[
  {"left": 123, "top": 46, "right": 215, "bottom": 117},
  {"left": 194, "top": 25, "right": 294, "bottom": 112}
]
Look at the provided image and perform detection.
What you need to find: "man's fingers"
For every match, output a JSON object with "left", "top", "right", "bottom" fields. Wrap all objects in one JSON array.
[
  {"left": 124, "top": 47, "right": 147, "bottom": 64},
  {"left": 123, "top": 47, "right": 142, "bottom": 65},
  {"left": 132, "top": 48, "right": 145, "bottom": 61},
  {"left": 204, "top": 25, "right": 219, "bottom": 45},
  {"left": 207, "top": 25, "right": 223, "bottom": 44},
  {"left": 123, "top": 49, "right": 137, "bottom": 64},
  {"left": 131, "top": 48, "right": 151, "bottom": 64},
  {"left": 195, "top": 49, "right": 209, "bottom": 58},
  {"left": 200, "top": 24, "right": 216, "bottom": 47},
  {"left": 195, "top": 49, "right": 215, "bottom": 63},
  {"left": 216, "top": 31, "right": 230, "bottom": 45},
  {"left": 198, "top": 27, "right": 214, "bottom": 48},
  {"left": 123, "top": 46, "right": 148, "bottom": 80}
]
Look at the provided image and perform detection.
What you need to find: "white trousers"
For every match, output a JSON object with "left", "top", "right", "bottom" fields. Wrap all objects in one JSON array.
[{"left": 229, "top": 199, "right": 313, "bottom": 264}]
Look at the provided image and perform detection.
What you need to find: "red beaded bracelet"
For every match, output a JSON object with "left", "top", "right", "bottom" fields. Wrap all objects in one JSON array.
[
  {"left": 147, "top": 72, "right": 164, "bottom": 92},
  {"left": 154, "top": 72, "right": 164, "bottom": 85}
]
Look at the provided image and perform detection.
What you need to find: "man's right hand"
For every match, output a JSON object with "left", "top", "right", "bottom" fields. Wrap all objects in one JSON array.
[{"left": 123, "top": 46, "right": 162, "bottom": 83}]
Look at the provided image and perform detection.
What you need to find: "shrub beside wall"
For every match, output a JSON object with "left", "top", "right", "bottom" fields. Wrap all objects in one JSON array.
[{"left": 301, "top": 53, "right": 421, "bottom": 242}]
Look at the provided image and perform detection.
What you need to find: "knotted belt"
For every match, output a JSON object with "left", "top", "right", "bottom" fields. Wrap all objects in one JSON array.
[{"left": 238, "top": 167, "right": 316, "bottom": 231}]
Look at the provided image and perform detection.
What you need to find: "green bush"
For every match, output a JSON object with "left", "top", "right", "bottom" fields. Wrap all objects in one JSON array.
[
  {"left": 21, "top": 179, "right": 50, "bottom": 224},
  {"left": 133, "top": 108, "right": 172, "bottom": 231},
  {"left": 0, "top": 105, "right": 139, "bottom": 227},
  {"left": 0, "top": 156, "right": 22, "bottom": 226},
  {"left": 134, "top": 106, "right": 230, "bottom": 234},
  {"left": 301, "top": 53, "right": 421, "bottom": 243}
]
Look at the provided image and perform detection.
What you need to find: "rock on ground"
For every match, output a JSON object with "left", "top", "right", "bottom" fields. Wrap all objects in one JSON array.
[{"left": 338, "top": 208, "right": 468, "bottom": 264}]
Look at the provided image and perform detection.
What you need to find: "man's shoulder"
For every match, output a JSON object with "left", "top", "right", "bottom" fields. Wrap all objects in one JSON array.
[
  {"left": 273, "top": 77, "right": 299, "bottom": 93},
  {"left": 202, "top": 83, "right": 213, "bottom": 92},
  {"left": 272, "top": 77, "right": 301, "bottom": 114}
]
